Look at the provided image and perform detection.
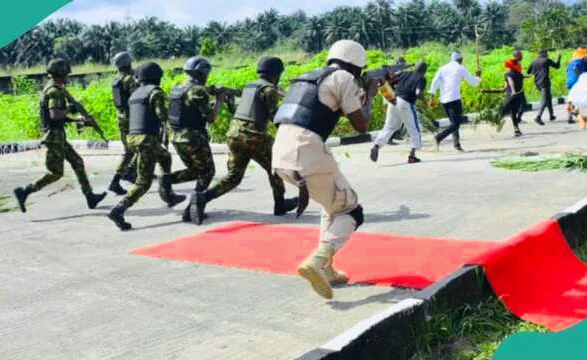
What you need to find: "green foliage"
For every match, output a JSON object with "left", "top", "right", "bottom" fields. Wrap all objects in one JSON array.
[
  {"left": 199, "top": 37, "right": 220, "bottom": 57},
  {"left": 492, "top": 153, "right": 587, "bottom": 172},
  {"left": 11, "top": 75, "right": 37, "bottom": 95},
  {"left": 0, "top": 44, "right": 578, "bottom": 143}
]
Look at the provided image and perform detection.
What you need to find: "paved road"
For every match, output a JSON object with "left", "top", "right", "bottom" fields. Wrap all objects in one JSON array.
[{"left": 0, "top": 105, "right": 585, "bottom": 359}]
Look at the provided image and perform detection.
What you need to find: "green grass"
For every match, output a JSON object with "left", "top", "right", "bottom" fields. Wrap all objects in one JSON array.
[
  {"left": 0, "top": 42, "right": 578, "bottom": 144},
  {"left": 492, "top": 153, "right": 587, "bottom": 172},
  {"left": 413, "top": 239, "right": 587, "bottom": 359}
]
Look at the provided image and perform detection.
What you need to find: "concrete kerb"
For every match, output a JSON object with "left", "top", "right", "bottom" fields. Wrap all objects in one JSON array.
[
  {"left": 299, "top": 195, "right": 587, "bottom": 360},
  {"left": 0, "top": 97, "right": 568, "bottom": 156}
]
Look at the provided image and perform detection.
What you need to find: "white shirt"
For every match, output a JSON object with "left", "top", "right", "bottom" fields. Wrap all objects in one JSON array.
[
  {"left": 568, "top": 73, "right": 587, "bottom": 113},
  {"left": 429, "top": 61, "right": 481, "bottom": 104}
]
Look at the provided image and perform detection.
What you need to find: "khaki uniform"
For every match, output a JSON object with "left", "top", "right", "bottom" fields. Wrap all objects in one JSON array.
[{"left": 272, "top": 67, "right": 364, "bottom": 251}]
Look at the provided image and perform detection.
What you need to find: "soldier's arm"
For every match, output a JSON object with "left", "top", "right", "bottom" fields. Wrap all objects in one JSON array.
[
  {"left": 151, "top": 90, "right": 168, "bottom": 123},
  {"left": 339, "top": 73, "right": 376, "bottom": 134},
  {"left": 262, "top": 86, "right": 280, "bottom": 123},
  {"left": 124, "top": 75, "right": 138, "bottom": 94},
  {"left": 47, "top": 89, "right": 76, "bottom": 122},
  {"left": 187, "top": 87, "right": 217, "bottom": 123}
]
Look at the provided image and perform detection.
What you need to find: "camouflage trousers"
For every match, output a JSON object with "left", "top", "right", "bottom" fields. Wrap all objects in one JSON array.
[
  {"left": 115, "top": 125, "right": 138, "bottom": 176},
  {"left": 122, "top": 135, "right": 172, "bottom": 207},
  {"left": 207, "top": 131, "right": 285, "bottom": 201},
  {"left": 170, "top": 130, "right": 215, "bottom": 192},
  {"left": 31, "top": 139, "right": 93, "bottom": 195}
]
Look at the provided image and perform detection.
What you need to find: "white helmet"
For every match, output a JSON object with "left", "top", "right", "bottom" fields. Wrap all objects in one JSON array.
[{"left": 327, "top": 40, "right": 367, "bottom": 69}]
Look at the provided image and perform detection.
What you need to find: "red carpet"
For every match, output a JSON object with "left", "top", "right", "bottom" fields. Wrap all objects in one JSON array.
[
  {"left": 472, "top": 220, "right": 587, "bottom": 332},
  {"left": 132, "top": 220, "right": 587, "bottom": 332},
  {"left": 132, "top": 221, "right": 500, "bottom": 289}
]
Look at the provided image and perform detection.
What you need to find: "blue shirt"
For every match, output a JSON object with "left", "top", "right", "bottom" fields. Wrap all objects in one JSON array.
[{"left": 567, "top": 59, "right": 585, "bottom": 89}]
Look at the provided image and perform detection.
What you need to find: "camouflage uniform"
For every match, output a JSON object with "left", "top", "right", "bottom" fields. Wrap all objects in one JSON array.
[
  {"left": 169, "top": 82, "right": 215, "bottom": 192},
  {"left": 206, "top": 85, "right": 284, "bottom": 201},
  {"left": 121, "top": 88, "right": 172, "bottom": 207},
  {"left": 114, "top": 71, "right": 139, "bottom": 176},
  {"left": 31, "top": 81, "right": 93, "bottom": 194}
]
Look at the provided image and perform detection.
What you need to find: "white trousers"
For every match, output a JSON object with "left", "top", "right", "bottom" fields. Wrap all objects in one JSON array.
[{"left": 373, "top": 97, "right": 422, "bottom": 150}]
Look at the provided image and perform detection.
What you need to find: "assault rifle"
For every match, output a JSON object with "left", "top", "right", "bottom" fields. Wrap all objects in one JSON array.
[
  {"left": 362, "top": 63, "right": 414, "bottom": 86},
  {"left": 207, "top": 86, "right": 243, "bottom": 114},
  {"left": 63, "top": 90, "right": 108, "bottom": 144}
]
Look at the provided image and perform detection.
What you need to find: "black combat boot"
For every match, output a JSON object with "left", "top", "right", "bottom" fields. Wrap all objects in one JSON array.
[
  {"left": 86, "top": 191, "right": 107, "bottom": 209},
  {"left": 13, "top": 185, "right": 33, "bottom": 213},
  {"left": 274, "top": 196, "right": 299, "bottom": 216},
  {"left": 158, "top": 174, "right": 186, "bottom": 208},
  {"left": 108, "top": 203, "right": 132, "bottom": 231},
  {"left": 108, "top": 174, "right": 127, "bottom": 195},
  {"left": 189, "top": 192, "right": 212, "bottom": 225}
]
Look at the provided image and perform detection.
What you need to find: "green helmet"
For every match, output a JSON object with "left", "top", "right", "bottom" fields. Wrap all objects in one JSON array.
[
  {"left": 112, "top": 51, "right": 133, "bottom": 69},
  {"left": 136, "top": 62, "right": 163, "bottom": 82},
  {"left": 47, "top": 58, "right": 72, "bottom": 77}
]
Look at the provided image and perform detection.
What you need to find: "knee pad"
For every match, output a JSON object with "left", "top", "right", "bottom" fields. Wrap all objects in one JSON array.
[{"left": 348, "top": 205, "right": 364, "bottom": 230}]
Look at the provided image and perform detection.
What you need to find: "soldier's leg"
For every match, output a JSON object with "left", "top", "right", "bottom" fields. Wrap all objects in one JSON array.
[
  {"left": 109, "top": 128, "right": 134, "bottom": 195},
  {"left": 14, "top": 141, "right": 65, "bottom": 213},
  {"left": 188, "top": 138, "right": 248, "bottom": 225},
  {"left": 170, "top": 142, "right": 199, "bottom": 185},
  {"left": 108, "top": 144, "right": 156, "bottom": 231},
  {"left": 251, "top": 137, "right": 297, "bottom": 216},
  {"left": 193, "top": 134, "right": 215, "bottom": 192},
  {"left": 276, "top": 168, "right": 361, "bottom": 299},
  {"left": 32, "top": 141, "right": 66, "bottom": 191},
  {"left": 64, "top": 142, "right": 107, "bottom": 209},
  {"left": 156, "top": 142, "right": 186, "bottom": 208}
]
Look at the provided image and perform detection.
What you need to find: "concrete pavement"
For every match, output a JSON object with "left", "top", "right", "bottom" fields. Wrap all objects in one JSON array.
[{"left": 0, "top": 104, "right": 585, "bottom": 359}]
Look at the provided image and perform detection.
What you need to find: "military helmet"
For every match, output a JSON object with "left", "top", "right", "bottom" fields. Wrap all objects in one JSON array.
[
  {"left": 184, "top": 56, "right": 212, "bottom": 77},
  {"left": 136, "top": 62, "right": 164, "bottom": 82},
  {"left": 257, "top": 56, "right": 284, "bottom": 76},
  {"left": 327, "top": 40, "right": 367, "bottom": 69},
  {"left": 112, "top": 51, "right": 133, "bottom": 69},
  {"left": 47, "top": 58, "right": 72, "bottom": 77}
]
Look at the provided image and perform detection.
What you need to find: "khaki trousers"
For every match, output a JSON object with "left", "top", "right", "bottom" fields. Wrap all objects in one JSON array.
[{"left": 276, "top": 167, "right": 358, "bottom": 251}]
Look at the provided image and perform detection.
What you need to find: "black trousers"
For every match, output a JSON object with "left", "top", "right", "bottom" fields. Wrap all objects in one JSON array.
[
  {"left": 537, "top": 86, "right": 553, "bottom": 120},
  {"left": 501, "top": 94, "right": 525, "bottom": 129},
  {"left": 436, "top": 100, "right": 463, "bottom": 147}
]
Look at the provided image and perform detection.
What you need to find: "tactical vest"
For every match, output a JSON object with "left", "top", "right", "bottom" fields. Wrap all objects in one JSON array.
[
  {"left": 168, "top": 82, "right": 206, "bottom": 132},
  {"left": 128, "top": 85, "right": 161, "bottom": 136},
  {"left": 112, "top": 74, "right": 131, "bottom": 111},
  {"left": 233, "top": 79, "right": 272, "bottom": 130},
  {"left": 39, "top": 84, "right": 65, "bottom": 132},
  {"left": 274, "top": 67, "right": 342, "bottom": 141}
]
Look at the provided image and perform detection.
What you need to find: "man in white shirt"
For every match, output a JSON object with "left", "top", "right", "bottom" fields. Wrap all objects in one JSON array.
[{"left": 429, "top": 51, "right": 481, "bottom": 151}]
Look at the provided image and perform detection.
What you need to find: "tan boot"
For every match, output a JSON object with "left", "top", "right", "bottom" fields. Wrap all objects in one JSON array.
[
  {"left": 324, "top": 266, "right": 349, "bottom": 287},
  {"left": 297, "top": 244, "right": 334, "bottom": 300}
]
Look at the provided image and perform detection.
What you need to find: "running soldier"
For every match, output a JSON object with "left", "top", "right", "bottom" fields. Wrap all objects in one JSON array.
[
  {"left": 188, "top": 57, "right": 298, "bottom": 224},
  {"left": 271, "top": 40, "right": 380, "bottom": 299},
  {"left": 167, "top": 57, "right": 224, "bottom": 222},
  {"left": 13, "top": 58, "right": 107, "bottom": 213},
  {"left": 108, "top": 51, "right": 139, "bottom": 195},
  {"left": 108, "top": 62, "right": 186, "bottom": 231}
]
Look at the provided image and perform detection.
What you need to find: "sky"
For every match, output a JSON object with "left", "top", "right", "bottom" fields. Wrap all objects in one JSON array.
[{"left": 46, "top": 0, "right": 374, "bottom": 27}]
